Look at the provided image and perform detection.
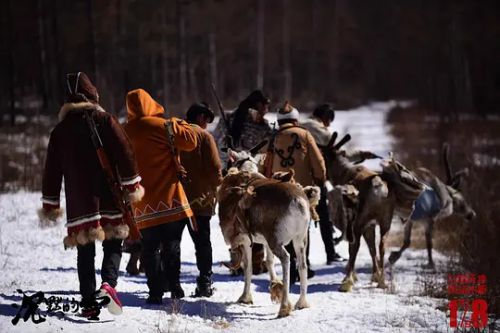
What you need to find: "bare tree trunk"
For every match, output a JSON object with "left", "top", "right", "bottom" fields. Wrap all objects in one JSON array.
[
  {"left": 118, "top": 0, "right": 128, "bottom": 98},
  {"left": 6, "top": 0, "right": 15, "bottom": 126},
  {"left": 37, "top": 0, "right": 50, "bottom": 113},
  {"left": 177, "top": 0, "right": 188, "bottom": 106},
  {"left": 49, "top": 0, "right": 62, "bottom": 109},
  {"left": 307, "top": 0, "right": 319, "bottom": 98},
  {"left": 160, "top": 6, "right": 170, "bottom": 107},
  {"left": 256, "top": 0, "right": 265, "bottom": 90},
  {"left": 282, "top": 0, "right": 292, "bottom": 99},
  {"left": 88, "top": 0, "right": 98, "bottom": 82},
  {"left": 208, "top": 32, "right": 218, "bottom": 90}
]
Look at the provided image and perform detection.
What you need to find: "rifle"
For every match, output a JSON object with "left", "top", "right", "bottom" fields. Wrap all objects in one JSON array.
[
  {"left": 165, "top": 119, "right": 189, "bottom": 185},
  {"left": 263, "top": 122, "right": 278, "bottom": 177},
  {"left": 84, "top": 110, "right": 142, "bottom": 241},
  {"left": 164, "top": 119, "right": 198, "bottom": 232},
  {"left": 210, "top": 83, "right": 234, "bottom": 149}
]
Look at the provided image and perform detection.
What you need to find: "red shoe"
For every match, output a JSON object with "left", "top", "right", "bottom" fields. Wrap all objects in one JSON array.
[{"left": 97, "top": 282, "right": 123, "bottom": 315}]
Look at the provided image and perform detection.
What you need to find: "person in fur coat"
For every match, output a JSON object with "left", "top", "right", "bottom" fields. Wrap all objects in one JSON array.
[{"left": 38, "top": 72, "right": 144, "bottom": 317}]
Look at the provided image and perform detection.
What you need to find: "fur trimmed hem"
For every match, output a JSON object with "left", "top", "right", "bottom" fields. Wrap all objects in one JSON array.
[
  {"left": 128, "top": 185, "right": 145, "bottom": 203},
  {"left": 103, "top": 223, "right": 130, "bottom": 240},
  {"left": 37, "top": 207, "right": 64, "bottom": 228},
  {"left": 63, "top": 226, "right": 105, "bottom": 249},
  {"left": 58, "top": 102, "right": 105, "bottom": 122}
]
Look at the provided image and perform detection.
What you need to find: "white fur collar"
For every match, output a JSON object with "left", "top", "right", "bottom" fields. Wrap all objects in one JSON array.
[{"left": 58, "top": 102, "right": 105, "bottom": 122}]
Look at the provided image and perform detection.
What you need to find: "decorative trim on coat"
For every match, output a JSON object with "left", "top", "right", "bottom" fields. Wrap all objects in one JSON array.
[
  {"left": 120, "top": 174, "right": 142, "bottom": 186},
  {"left": 41, "top": 196, "right": 60, "bottom": 206}
]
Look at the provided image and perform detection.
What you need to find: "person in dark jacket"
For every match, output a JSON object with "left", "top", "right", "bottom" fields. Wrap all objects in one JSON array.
[
  {"left": 38, "top": 72, "right": 144, "bottom": 318},
  {"left": 181, "top": 103, "right": 223, "bottom": 297},
  {"left": 301, "top": 104, "right": 345, "bottom": 264},
  {"left": 213, "top": 90, "right": 272, "bottom": 275}
]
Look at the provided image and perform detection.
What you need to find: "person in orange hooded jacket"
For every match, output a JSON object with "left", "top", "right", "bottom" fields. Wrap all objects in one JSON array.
[{"left": 124, "top": 89, "right": 197, "bottom": 304}]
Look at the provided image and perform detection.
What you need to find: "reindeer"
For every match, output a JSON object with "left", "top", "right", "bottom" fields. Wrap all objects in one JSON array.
[
  {"left": 218, "top": 145, "right": 319, "bottom": 318},
  {"left": 322, "top": 132, "right": 423, "bottom": 292},
  {"left": 388, "top": 143, "right": 476, "bottom": 269}
]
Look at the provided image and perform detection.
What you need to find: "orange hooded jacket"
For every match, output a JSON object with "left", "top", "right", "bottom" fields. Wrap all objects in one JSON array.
[{"left": 124, "top": 89, "right": 197, "bottom": 230}]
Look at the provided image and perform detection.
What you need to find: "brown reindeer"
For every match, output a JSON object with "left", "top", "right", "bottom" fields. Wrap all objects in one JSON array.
[
  {"left": 322, "top": 133, "right": 423, "bottom": 292},
  {"left": 218, "top": 167, "right": 318, "bottom": 318},
  {"left": 388, "top": 143, "right": 476, "bottom": 269}
]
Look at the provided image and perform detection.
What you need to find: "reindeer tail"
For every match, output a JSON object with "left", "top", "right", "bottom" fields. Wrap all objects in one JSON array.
[{"left": 303, "top": 185, "right": 321, "bottom": 222}]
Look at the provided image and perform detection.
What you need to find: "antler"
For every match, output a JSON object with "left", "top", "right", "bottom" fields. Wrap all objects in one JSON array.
[
  {"left": 327, "top": 132, "right": 338, "bottom": 149},
  {"left": 333, "top": 134, "right": 352, "bottom": 150},
  {"left": 442, "top": 143, "right": 453, "bottom": 185}
]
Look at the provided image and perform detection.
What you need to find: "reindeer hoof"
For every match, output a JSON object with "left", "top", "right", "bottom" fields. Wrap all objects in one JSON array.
[
  {"left": 377, "top": 281, "right": 388, "bottom": 289},
  {"left": 277, "top": 301, "right": 292, "bottom": 318},
  {"left": 237, "top": 294, "right": 253, "bottom": 304},
  {"left": 269, "top": 280, "right": 284, "bottom": 304},
  {"left": 294, "top": 298, "right": 310, "bottom": 310},
  {"left": 352, "top": 272, "right": 359, "bottom": 283},
  {"left": 388, "top": 252, "right": 400, "bottom": 264},
  {"left": 339, "top": 278, "right": 354, "bottom": 292}
]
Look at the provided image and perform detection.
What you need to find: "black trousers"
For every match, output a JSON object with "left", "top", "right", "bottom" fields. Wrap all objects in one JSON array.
[
  {"left": 318, "top": 185, "right": 338, "bottom": 261},
  {"left": 187, "top": 215, "right": 213, "bottom": 279},
  {"left": 77, "top": 238, "right": 122, "bottom": 305},
  {"left": 141, "top": 219, "right": 187, "bottom": 297}
]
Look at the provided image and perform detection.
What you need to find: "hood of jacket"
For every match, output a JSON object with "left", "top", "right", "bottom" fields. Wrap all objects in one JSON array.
[{"left": 126, "top": 89, "right": 164, "bottom": 121}]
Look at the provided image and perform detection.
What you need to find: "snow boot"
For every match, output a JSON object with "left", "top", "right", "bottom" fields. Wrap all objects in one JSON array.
[
  {"left": 193, "top": 276, "right": 214, "bottom": 298},
  {"left": 97, "top": 282, "right": 123, "bottom": 315},
  {"left": 170, "top": 283, "right": 185, "bottom": 299},
  {"left": 145, "top": 295, "right": 163, "bottom": 305}
]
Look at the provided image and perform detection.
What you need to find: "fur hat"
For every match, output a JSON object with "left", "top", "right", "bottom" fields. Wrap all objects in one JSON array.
[
  {"left": 186, "top": 102, "right": 215, "bottom": 123},
  {"left": 244, "top": 90, "right": 270, "bottom": 108},
  {"left": 277, "top": 101, "right": 299, "bottom": 121},
  {"left": 65, "top": 72, "right": 99, "bottom": 103}
]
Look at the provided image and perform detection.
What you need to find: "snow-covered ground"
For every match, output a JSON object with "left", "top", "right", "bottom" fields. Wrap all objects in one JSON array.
[{"left": 0, "top": 102, "right": 450, "bottom": 333}]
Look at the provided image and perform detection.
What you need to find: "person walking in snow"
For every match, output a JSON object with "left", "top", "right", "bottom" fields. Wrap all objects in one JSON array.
[
  {"left": 39, "top": 72, "right": 144, "bottom": 318},
  {"left": 180, "top": 103, "right": 223, "bottom": 297},
  {"left": 300, "top": 104, "right": 345, "bottom": 264},
  {"left": 124, "top": 89, "right": 197, "bottom": 304},
  {"left": 264, "top": 101, "right": 327, "bottom": 283},
  {"left": 213, "top": 90, "right": 272, "bottom": 275}
]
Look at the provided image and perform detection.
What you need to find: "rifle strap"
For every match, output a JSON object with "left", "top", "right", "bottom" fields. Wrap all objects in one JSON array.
[
  {"left": 165, "top": 120, "right": 197, "bottom": 232},
  {"left": 165, "top": 120, "right": 187, "bottom": 181}
]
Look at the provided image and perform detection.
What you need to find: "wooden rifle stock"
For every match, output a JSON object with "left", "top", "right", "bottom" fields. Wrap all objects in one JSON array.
[{"left": 84, "top": 111, "right": 142, "bottom": 241}]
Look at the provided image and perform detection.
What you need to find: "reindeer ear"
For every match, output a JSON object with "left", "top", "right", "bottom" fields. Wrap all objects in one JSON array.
[
  {"left": 228, "top": 148, "right": 238, "bottom": 162},
  {"left": 451, "top": 168, "right": 469, "bottom": 189}
]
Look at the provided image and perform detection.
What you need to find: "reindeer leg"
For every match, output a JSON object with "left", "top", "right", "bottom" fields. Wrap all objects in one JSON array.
[
  {"left": 362, "top": 224, "right": 379, "bottom": 284},
  {"left": 293, "top": 235, "right": 309, "bottom": 310},
  {"left": 376, "top": 221, "right": 391, "bottom": 289},
  {"left": 424, "top": 219, "right": 435, "bottom": 269},
  {"left": 271, "top": 244, "right": 292, "bottom": 318},
  {"left": 389, "top": 219, "right": 413, "bottom": 265},
  {"left": 266, "top": 244, "right": 283, "bottom": 303},
  {"left": 237, "top": 241, "right": 254, "bottom": 304},
  {"left": 339, "top": 232, "right": 361, "bottom": 292}
]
